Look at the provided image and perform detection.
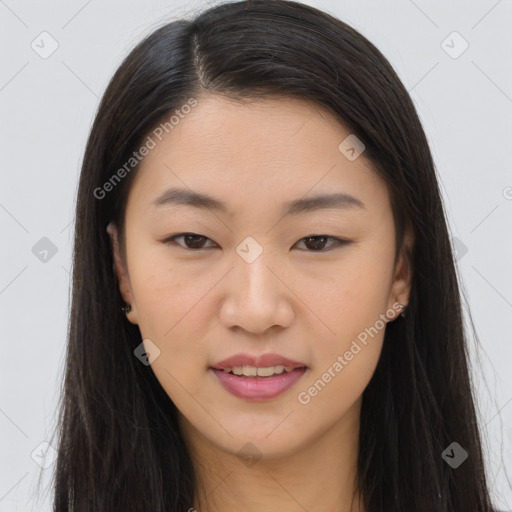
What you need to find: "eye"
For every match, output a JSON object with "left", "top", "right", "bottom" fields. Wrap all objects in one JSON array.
[
  {"left": 164, "top": 233, "right": 217, "bottom": 250},
  {"left": 294, "top": 235, "right": 349, "bottom": 251},
  {"left": 163, "top": 233, "right": 350, "bottom": 252}
]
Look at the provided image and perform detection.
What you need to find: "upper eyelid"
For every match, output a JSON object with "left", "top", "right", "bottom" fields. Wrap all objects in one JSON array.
[
  {"left": 165, "top": 233, "right": 348, "bottom": 249},
  {"left": 171, "top": 233, "right": 217, "bottom": 247}
]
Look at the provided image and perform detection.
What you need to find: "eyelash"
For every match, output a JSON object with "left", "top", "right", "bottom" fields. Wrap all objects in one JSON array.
[{"left": 162, "top": 233, "right": 351, "bottom": 252}]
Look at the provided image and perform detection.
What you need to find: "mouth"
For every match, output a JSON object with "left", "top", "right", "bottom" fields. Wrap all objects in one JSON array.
[
  {"left": 214, "top": 364, "right": 304, "bottom": 377},
  {"left": 209, "top": 364, "right": 308, "bottom": 401}
]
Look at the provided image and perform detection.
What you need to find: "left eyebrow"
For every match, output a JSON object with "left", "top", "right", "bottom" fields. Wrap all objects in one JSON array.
[{"left": 152, "top": 186, "right": 365, "bottom": 217}]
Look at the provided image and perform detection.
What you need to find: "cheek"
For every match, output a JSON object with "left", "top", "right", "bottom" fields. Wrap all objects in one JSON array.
[
  {"left": 296, "top": 265, "right": 389, "bottom": 423},
  {"left": 302, "top": 247, "right": 394, "bottom": 344},
  {"left": 126, "top": 246, "right": 212, "bottom": 391},
  {"left": 297, "top": 246, "right": 393, "bottom": 405},
  {"left": 127, "top": 242, "right": 205, "bottom": 334}
]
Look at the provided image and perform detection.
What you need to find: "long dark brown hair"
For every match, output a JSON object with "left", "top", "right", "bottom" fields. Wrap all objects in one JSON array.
[{"left": 49, "top": 0, "right": 497, "bottom": 510}]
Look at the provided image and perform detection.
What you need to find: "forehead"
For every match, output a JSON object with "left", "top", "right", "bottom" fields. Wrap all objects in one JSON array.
[{"left": 126, "top": 94, "right": 389, "bottom": 219}]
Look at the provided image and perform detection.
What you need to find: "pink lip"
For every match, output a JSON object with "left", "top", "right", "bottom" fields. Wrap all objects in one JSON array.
[
  {"left": 211, "top": 367, "right": 307, "bottom": 401},
  {"left": 209, "top": 352, "right": 308, "bottom": 401},
  {"left": 211, "top": 353, "right": 306, "bottom": 370}
]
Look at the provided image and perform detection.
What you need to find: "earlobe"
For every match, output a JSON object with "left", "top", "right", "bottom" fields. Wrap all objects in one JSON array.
[{"left": 106, "top": 221, "right": 138, "bottom": 324}]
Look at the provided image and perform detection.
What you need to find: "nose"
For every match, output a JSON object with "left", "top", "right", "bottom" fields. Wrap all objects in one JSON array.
[{"left": 219, "top": 253, "right": 294, "bottom": 335}]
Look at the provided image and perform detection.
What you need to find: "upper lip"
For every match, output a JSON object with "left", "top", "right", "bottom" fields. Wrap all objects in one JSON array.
[{"left": 211, "top": 353, "right": 307, "bottom": 370}]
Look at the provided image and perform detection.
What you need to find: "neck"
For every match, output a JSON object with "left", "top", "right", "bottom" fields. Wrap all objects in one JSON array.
[{"left": 180, "top": 399, "right": 365, "bottom": 512}]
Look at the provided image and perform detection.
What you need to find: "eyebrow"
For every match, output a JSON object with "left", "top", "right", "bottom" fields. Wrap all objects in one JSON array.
[{"left": 152, "top": 187, "right": 365, "bottom": 216}]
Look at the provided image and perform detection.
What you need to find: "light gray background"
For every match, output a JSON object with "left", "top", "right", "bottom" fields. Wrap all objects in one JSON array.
[{"left": 1, "top": 0, "right": 511, "bottom": 510}]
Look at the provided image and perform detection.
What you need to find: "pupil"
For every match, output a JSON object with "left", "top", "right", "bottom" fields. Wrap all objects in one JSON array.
[
  {"left": 306, "top": 236, "right": 326, "bottom": 250},
  {"left": 186, "top": 234, "right": 205, "bottom": 248}
]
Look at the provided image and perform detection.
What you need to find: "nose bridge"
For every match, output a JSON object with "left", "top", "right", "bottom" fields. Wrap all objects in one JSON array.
[
  {"left": 220, "top": 237, "right": 293, "bottom": 332},
  {"left": 234, "top": 239, "right": 277, "bottom": 302}
]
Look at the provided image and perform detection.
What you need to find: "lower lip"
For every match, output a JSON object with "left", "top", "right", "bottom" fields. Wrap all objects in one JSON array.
[{"left": 210, "top": 367, "right": 307, "bottom": 401}]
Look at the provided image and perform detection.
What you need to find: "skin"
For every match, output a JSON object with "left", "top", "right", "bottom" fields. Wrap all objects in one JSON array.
[{"left": 107, "top": 94, "right": 413, "bottom": 512}]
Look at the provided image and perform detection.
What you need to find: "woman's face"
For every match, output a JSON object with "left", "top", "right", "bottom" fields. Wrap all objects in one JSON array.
[{"left": 108, "top": 94, "right": 412, "bottom": 460}]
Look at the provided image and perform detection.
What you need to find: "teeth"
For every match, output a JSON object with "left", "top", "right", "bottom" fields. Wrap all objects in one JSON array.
[
  {"left": 223, "top": 365, "right": 295, "bottom": 377},
  {"left": 256, "top": 366, "right": 277, "bottom": 377}
]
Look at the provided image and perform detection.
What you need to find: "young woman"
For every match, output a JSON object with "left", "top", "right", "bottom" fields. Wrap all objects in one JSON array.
[{"left": 51, "top": 0, "right": 498, "bottom": 510}]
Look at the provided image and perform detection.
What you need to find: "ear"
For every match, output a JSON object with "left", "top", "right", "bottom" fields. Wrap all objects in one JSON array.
[
  {"left": 386, "top": 224, "right": 414, "bottom": 322},
  {"left": 106, "top": 221, "right": 138, "bottom": 325}
]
